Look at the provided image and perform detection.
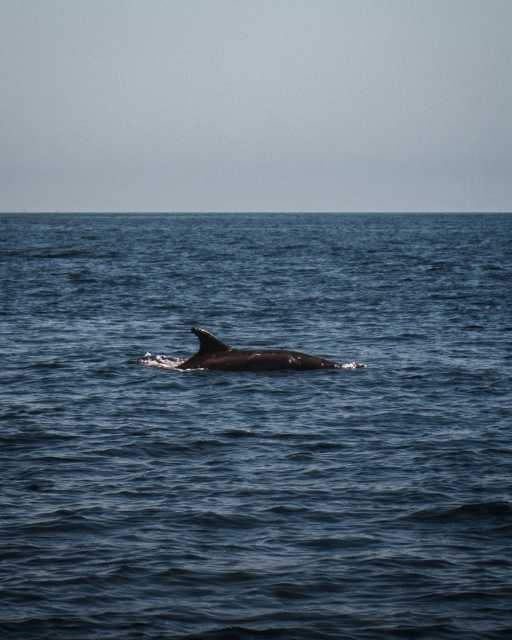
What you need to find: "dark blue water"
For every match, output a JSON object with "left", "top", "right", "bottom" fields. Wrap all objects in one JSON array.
[{"left": 1, "top": 213, "right": 512, "bottom": 640}]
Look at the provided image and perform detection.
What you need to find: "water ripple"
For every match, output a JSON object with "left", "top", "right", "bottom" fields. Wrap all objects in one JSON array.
[{"left": 1, "top": 213, "right": 512, "bottom": 639}]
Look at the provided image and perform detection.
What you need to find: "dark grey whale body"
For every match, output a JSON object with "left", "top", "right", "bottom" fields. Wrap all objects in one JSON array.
[{"left": 177, "top": 327, "right": 343, "bottom": 372}]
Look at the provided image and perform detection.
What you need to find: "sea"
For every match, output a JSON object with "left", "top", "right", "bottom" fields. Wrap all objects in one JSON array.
[{"left": 1, "top": 212, "right": 511, "bottom": 640}]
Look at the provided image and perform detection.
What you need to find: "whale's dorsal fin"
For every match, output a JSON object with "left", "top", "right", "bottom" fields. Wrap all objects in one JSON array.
[{"left": 191, "top": 327, "right": 230, "bottom": 355}]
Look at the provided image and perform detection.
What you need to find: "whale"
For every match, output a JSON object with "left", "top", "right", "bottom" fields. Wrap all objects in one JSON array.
[{"left": 175, "top": 327, "right": 354, "bottom": 372}]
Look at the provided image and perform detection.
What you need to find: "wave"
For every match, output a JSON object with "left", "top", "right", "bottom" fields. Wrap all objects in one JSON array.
[
  {"left": 186, "top": 510, "right": 261, "bottom": 530},
  {"left": 28, "top": 360, "right": 67, "bottom": 370},
  {"left": 180, "top": 625, "right": 335, "bottom": 640},
  {"left": 409, "top": 501, "right": 512, "bottom": 523},
  {"left": 0, "top": 247, "right": 100, "bottom": 259}
]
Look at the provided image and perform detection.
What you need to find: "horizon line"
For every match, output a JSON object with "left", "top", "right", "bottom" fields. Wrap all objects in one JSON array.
[{"left": 1, "top": 210, "right": 511, "bottom": 215}]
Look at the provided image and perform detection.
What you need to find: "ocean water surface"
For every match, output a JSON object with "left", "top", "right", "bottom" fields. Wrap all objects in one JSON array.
[{"left": 1, "top": 212, "right": 511, "bottom": 639}]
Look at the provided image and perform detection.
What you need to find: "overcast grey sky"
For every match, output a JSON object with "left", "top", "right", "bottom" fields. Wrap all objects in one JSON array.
[{"left": 1, "top": 0, "right": 510, "bottom": 212}]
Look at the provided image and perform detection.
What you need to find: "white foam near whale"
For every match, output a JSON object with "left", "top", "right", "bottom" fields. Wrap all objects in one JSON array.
[
  {"left": 339, "top": 361, "right": 367, "bottom": 369},
  {"left": 138, "top": 353, "right": 185, "bottom": 370}
]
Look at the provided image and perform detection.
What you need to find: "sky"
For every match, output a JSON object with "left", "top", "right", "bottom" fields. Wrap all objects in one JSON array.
[{"left": 1, "top": 0, "right": 511, "bottom": 212}]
